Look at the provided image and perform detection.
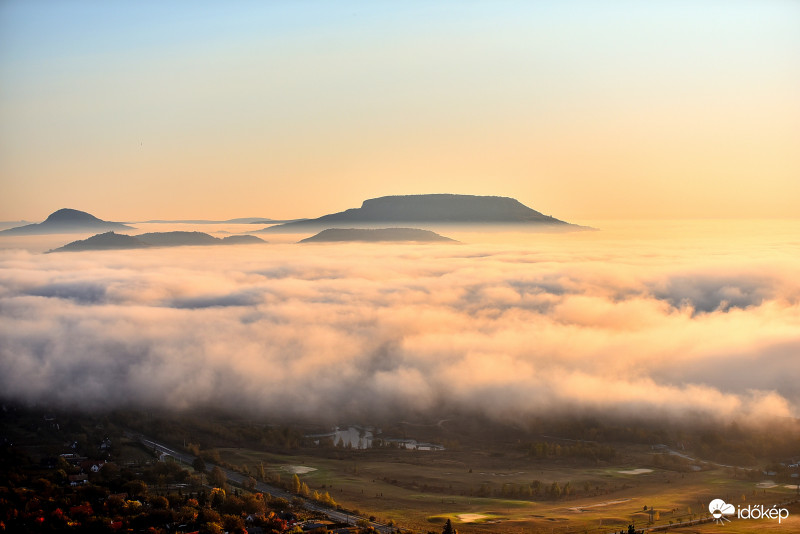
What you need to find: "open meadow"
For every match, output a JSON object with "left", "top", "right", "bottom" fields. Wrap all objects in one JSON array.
[{"left": 201, "top": 419, "right": 799, "bottom": 534}]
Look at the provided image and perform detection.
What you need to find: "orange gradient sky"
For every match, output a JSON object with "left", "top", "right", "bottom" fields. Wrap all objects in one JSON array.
[{"left": 1, "top": 1, "right": 799, "bottom": 222}]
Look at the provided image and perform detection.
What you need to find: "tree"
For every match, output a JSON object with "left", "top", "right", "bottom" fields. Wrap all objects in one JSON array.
[
  {"left": 258, "top": 462, "right": 266, "bottom": 481},
  {"left": 150, "top": 495, "right": 170, "bottom": 509},
  {"left": 124, "top": 479, "right": 148, "bottom": 498},
  {"left": 209, "top": 466, "right": 227, "bottom": 489},
  {"left": 193, "top": 457, "right": 206, "bottom": 473},
  {"left": 320, "top": 491, "right": 337, "bottom": 507},
  {"left": 291, "top": 474, "right": 301, "bottom": 494},
  {"left": 223, "top": 514, "right": 247, "bottom": 534},
  {"left": 211, "top": 487, "right": 226, "bottom": 508},
  {"left": 442, "top": 518, "right": 457, "bottom": 534},
  {"left": 198, "top": 508, "right": 222, "bottom": 529}
]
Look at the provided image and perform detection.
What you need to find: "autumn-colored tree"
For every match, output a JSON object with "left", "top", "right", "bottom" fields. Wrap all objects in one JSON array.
[
  {"left": 124, "top": 479, "right": 148, "bottom": 498},
  {"left": 223, "top": 513, "right": 247, "bottom": 533},
  {"left": 209, "top": 466, "right": 227, "bottom": 489},
  {"left": 258, "top": 462, "right": 266, "bottom": 481},
  {"left": 242, "top": 493, "right": 266, "bottom": 515},
  {"left": 221, "top": 495, "right": 246, "bottom": 515},
  {"left": 319, "top": 491, "right": 337, "bottom": 507},
  {"left": 211, "top": 487, "right": 226, "bottom": 508},
  {"left": 198, "top": 507, "right": 222, "bottom": 525}
]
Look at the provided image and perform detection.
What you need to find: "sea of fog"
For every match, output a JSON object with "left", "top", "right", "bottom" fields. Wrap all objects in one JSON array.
[{"left": 1, "top": 219, "right": 798, "bottom": 424}]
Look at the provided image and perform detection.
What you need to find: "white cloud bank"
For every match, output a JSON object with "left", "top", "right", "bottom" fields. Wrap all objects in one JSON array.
[{"left": 1, "top": 220, "right": 798, "bottom": 424}]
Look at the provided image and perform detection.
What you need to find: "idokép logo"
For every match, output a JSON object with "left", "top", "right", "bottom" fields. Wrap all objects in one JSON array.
[
  {"left": 708, "top": 499, "right": 790, "bottom": 525},
  {"left": 708, "top": 499, "right": 735, "bottom": 524}
]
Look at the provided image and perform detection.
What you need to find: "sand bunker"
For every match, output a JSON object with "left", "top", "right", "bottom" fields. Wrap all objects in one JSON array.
[
  {"left": 458, "top": 514, "right": 488, "bottom": 523},
  {"left": 283, "top": 465, "right": 317, "bottom": 474},
  {"left": 568, "top": 498, "right": 631, "bottom": 512},
  {"left": 617, "top": 469, "right": 653, "bottom": 475},
  {"left": 756, "top": 481, "right": 777, "bottom": 488}
]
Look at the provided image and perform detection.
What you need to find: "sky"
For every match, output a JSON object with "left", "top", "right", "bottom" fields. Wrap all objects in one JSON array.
[{"left": 1, "top": 1, "right": 798, "bottom": 222}]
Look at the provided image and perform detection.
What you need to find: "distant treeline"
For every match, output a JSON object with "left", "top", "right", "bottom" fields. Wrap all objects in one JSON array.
[
  {"left": 115, "top": 411, "right": 306, "bottom": 452},
  {"left": 525, "top": 441, "right": 616, "bottom": 462},
  {"left": 524, "top": 416, "right": 800, "bottom": 468},
  {"left": 474, "top": 479, "right": 576, "bottom": 500},
  {"left": 380, "top": 475, "right": 616, "bottom": 502}
]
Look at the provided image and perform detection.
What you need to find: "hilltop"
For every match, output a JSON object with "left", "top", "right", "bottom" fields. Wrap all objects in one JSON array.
[
  {"left": 0, "top": 208, "right": 134, "bottom": 235},
  {"left": 300, "top": 228, "right": 457, "bottom": 243},
  {"left": 49, "top": 231, "right": 266, "bottom": 252},
  {"left": 258, "top": 194, "right": 581, "bottom": 233},
  {"left": 142, "top": 217, "right": 303, "bottom": 224},
  {"left": 50, "top": 232, "right": 150, "bottom": 252}
]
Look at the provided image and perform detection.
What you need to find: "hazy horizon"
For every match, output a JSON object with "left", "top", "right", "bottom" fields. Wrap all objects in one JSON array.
[{"left": 5, "top": 204, "right": 800, "bottom": 228}]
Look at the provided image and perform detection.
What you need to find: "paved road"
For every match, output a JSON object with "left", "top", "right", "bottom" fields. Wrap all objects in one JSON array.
[{"left": 127, "top": 432, "right": 396, "bottom": 533}]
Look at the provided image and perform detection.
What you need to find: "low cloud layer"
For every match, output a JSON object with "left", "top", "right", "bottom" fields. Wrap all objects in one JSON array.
[{"left": 1, "top": 222, "right": 799, "bottom": 424}]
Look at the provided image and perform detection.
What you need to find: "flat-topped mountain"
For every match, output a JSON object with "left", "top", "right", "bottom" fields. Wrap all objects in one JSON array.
[
  {"left": 299, "top": 228, "right": 458, "bottom": 243},
  {"left": 258, "top": 194, "right": 578, "bottom": 233},
  {"left": 1, "top": 208, "right": 134, "bottom": 235},
  {"left": 49, "top": 231, "right": 266, "bottom": 252}
]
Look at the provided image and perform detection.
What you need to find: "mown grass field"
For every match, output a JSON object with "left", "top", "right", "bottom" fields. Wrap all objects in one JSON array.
[{"left": 212, "top": 443, "right": 798, "bottom": 533}]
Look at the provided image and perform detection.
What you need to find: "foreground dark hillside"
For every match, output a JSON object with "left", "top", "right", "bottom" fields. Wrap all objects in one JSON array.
[
  {"left": 2, "top": 404, "right": 798, "bottom": 534},
  {"left": 0, "top": 406, "right": 369, "bottom": 534}
]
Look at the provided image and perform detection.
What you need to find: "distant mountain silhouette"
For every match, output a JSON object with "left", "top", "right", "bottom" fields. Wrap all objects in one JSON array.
[
  {"left": 0, "top": 209, "right": 134, "bottom": 235},
  {"left": 258, "top": 194, "right": 580, "bottom": 233},
  {"left": 220, "top": 235, "right": 266, "bottom": 245},
  {"left": 0, "top": 220, "right": 30, "bottom": 231},
  {"left": 300, "top": 228, "right": 457, "bottom": 243},
  {"left": 49, "top": 231, "right": 266, "bottom": 252},
  {"left": 51, "top": 232, "right": 150, "bottom": 252},
  {"left": 142, "top": 217, "right": 303, "bottom": 224},
  {"left": 135, "top": 231, "right": 220, "bottom": 247}
]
